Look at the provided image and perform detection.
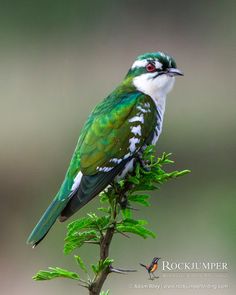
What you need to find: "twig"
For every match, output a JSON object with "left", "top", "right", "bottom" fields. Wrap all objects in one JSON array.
[{"left": 88, "top": 225, "right": 115, "bottom": 295}]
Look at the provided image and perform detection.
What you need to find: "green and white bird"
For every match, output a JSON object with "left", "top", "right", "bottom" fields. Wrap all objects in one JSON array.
[{"left": 27, "top": 52, "right": 183, "bottom": 247}]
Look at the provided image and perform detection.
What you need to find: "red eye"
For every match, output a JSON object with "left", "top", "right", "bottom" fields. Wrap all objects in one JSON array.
[{"left": 146, "top": 63, "right": 156, "bottom": 72}]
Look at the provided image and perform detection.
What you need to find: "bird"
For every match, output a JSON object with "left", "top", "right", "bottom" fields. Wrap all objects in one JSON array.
[
  {"left": 140, "top": 257, "right": 161, "bottom": 280},
  {"left": 27, "top": 52, "right": 183, "bottom": 247}
]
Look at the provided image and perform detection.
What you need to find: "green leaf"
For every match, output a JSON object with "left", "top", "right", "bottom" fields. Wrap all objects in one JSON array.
[
  {"left": 100, "top": 290, "right": 110, "bottom": 295},
  {"left": 99, "top": 191, "right": 109, "bottom": 203},
  {"left": 118, "top": 179, "right": 125, "bottom": 188},
  {"left": 64, "top": 230, "right": 99, "bottom": 254},
  {"left": 117, "top": 224, "right": 156, "bottom": 239},
  {"left": 133, "top": 183, "right": 159, "bottom": 191},
  {"left": 33, "top": 267, "right": 80, "bottom": 281},
  {"left": 91, "top": 258, "right": 114, "bottom": 275},
  {"left": 128, "top": 194, "right": 150, "bottom": 207},
  {"left": 128, "top": 176, "right": 140, "bottom": 184},
  {"left": 135, "top": 162, "right": 141, "bottom": 178},
  {"left": 64, "top": 214, "right": 111, "bottom": 254},
  {"left": 121, "top": 208, "right": 132, "bottom": 219},
  {"left": 91, "top": 263, "right": 99, "bottom": 275},
  {"left": 116, "top": 219, "right": 155, "bottom": 239},
  {"left": 121, "top": 218, "right": 141, "bottom": 225},
  {"left": 74, "top": 255, "right": 88, "bottom": 273},
  {"left": 101, "top": 257, "right": 114, "bottom": 269},
  {"left": 175, "top": 169, "right": 191, "bottom": 177},
  {"left": 67, "top": 217, "right": 94, "bottom": 235},
  {"left": 97, "top": 207, "right": 111, "bottom": 214},
  {"left": 143, "top": 145, "right": 155, "bottom": 156}
]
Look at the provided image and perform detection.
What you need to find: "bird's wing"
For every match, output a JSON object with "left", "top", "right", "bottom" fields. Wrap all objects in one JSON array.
[
  {"left": 59, "top": 92, "right": 159, "bottom": 220},
  {"left": 79, "top": 92, "right": 157, "bottom": 175},
  {"left": 27, "top": 92, "right": 159, "bottom": 245}
]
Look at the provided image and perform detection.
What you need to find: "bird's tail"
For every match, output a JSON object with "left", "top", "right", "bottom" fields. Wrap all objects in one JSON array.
[
  {"left": 27, "top": 196, "right": 68, "bottom": 247},
  {"left": 140, "top": 263, "right": 147, "bottom": 269}
]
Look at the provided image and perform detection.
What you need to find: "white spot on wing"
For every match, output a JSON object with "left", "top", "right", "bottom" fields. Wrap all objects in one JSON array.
[
  {"left": 97, "top": 166, "right": 113, "bottom": 172},
  {"left": 137, "top": 105, "right": 147, "bottom": 113},
  {"left": 129, "top": 114, "right": 144, "bottom": 123},
  {"left": 124, "top": 152, "right": 131, "bottom": 159},
  {"left": 109, "top": 158, "right": 122, "bottom": 164},
  {"left": 136, "top": 105, "right": 151, "bottom": 113},
  {"left": 129, "top": 137, "right": 140, "bottom": 153},
  {"left": 130, "top": 125, "right": 141, "bottom": 136},
  {"left": 144, "top": 102, "right": 150, "bottom": 108},
  {"left": 71, "top": 171, "right": 83, "bottom": 191},
  {"left": 116, "top": 158, "right": 134, "bottom": 181}
]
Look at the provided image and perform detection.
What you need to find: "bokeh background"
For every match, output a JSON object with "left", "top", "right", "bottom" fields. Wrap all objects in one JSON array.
[{"left": 0, "top": 0, "right": 235, "bottom": 294}]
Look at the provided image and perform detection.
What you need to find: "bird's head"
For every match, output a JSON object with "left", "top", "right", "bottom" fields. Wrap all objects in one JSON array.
[
  {"left": 152, "top": 257, "right": 161, "bottom": 263},
  {"left": 126, "top": 52, "right": 183, "bottom": 100}
]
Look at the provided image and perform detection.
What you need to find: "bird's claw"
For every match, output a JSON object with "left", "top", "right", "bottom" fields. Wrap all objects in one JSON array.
[
  {"left": 119, "top": 200, "right": 139, "bottom": 211},
  {"left": 140, "top": 159, "right": 151, "bottom": 172},
  {"left": 136, "top": 153, "right": 151, "bottom": 172},
  {"left": 119, "top": 196, "right": 138, "bottom": 211}
]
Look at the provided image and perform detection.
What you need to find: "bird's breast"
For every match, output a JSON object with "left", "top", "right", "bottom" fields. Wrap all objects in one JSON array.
[
  {"left": 151, "top": 104, "right": 165, "bottom": 145},
  {"left": 150, "top": 263, "right": 158, "bottom": 272}
]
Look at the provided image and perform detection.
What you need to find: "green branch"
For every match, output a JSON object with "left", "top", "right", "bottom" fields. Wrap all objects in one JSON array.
[{"left": 33, "top": 146, "right": 190, "bottom": 294}]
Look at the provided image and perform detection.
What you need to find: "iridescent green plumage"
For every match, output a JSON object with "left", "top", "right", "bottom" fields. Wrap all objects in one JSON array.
[
  {"left": 58, "top": 90, "right": 158, "bottom": 220},
  {"left": 27, "top": 52, "right": 182, "bottom": 246}
]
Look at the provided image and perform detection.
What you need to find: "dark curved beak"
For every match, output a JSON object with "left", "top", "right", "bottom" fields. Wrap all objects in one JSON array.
[{"left": 167, "top": 68, "right": 184, "bottom": 76}]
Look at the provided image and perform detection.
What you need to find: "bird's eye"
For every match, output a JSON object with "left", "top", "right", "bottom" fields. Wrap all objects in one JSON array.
[{"left": 146, "top": 63, "right": 156, "bottom": 72}]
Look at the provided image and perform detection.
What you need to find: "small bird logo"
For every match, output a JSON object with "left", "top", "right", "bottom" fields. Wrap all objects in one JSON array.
[{"left": 140, "top": 257, "right": 161, "bottom": 280}]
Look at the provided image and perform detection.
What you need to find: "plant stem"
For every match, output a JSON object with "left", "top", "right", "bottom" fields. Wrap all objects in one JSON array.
[
  {"left": 88, "top": 225, "right": 115, "bottom": 295},
  {"left": 88, "top": 191, "right": 119, "bottom": 295}
]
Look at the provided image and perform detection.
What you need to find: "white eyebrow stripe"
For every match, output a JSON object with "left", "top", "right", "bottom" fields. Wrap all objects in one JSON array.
[
  {"left": 132, "top": 59, "right": 163, "bottom": 70},
  {"left": 131, "top": 59, "right": 148, "bottom": 69},
  {"left": 155, "top": 60, "right": 163, "bottom": 69}
]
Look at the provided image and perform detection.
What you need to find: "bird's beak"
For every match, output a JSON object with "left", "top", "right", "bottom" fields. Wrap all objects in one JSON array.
[{"left": 167, "top": 68, "right": 184, "bottom": 76}]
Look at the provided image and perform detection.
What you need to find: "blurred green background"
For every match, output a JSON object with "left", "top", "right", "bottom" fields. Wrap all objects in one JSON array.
[{"left": 0, "top": 0, "right": 235, "bottom": 294}]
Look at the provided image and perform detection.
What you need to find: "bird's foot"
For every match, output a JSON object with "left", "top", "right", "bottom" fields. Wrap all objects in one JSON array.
[
  {"left": 137, "top": 153, "right": 151, "bottom": 172},
  {"left": 119, "top": 195, "right": 139, "bottom": 211},
  {"left": 118, "top": 195, "right": 128, "bottom": 209}
]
